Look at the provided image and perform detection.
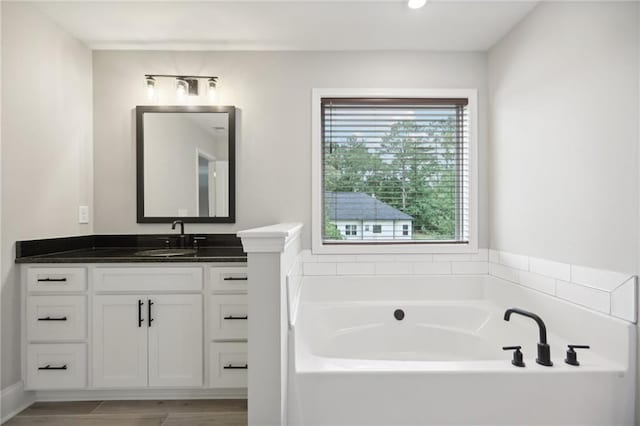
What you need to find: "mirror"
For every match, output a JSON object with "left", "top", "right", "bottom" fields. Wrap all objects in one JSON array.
[{"left": 136, "top": 105, "right": 236, "bottom": 223}]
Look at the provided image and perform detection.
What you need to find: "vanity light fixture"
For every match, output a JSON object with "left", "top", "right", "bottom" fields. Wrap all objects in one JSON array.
[
  {"left": 145, "top": 76, "right": 156, "bottom": 100},
  {"left": 208, "top": 78, "right": 218, "bottom": 101},
  {"left": 143, "top": 74, "right": 219, "bottom": 101},
  {"left": 176, "top": 77, "right": 189, "bottom": 98},
  {"left": 407, "top": 0, "right": 427, "bottom": 9}
]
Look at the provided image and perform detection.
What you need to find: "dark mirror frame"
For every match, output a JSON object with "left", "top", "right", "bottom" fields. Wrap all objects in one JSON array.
[{"left": 136, "top": 105, "right": 236, "bottom": 223}]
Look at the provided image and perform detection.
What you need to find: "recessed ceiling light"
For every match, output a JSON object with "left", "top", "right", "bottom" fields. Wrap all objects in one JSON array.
[{"left": 408, "top": 0, "right": 427, "bottom": 9}]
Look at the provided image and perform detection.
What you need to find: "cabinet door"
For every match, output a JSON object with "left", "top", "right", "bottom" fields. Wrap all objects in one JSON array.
[
  {"left": 93, "top": 295, "right": 147, "bottom": 388},
  {"left": 148, "top": 294, "right": 203, "bottom": 387}
]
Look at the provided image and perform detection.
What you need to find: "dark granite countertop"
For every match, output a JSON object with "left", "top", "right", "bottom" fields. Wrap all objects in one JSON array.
[{"left": 15, "top": 234, "right": 247, "bottom": 264}]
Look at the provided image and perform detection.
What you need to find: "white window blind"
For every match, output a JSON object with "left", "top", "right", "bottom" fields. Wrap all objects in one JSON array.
[{"left": 321, "top": 97, "right": 470, "bottom": 244}]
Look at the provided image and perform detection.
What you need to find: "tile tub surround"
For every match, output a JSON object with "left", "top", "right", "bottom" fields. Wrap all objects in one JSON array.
[
  {"left": 297, "top": 249, "right": 638, "bottom": 323},
  {"left": 15, "top": 234, "right": 246, "bottom": 263},
  {"left": 488, "top": 250, "right": 637, "bottom": 323}
]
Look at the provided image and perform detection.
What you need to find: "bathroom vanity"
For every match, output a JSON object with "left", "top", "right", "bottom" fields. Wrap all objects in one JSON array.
[{"left": 16, "top": 235, "right": 248, "bottom": 396}]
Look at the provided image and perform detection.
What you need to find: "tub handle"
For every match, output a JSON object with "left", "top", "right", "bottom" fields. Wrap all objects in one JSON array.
[
  {"left": 565, "top": 345, "right": 590, "bottom": 366},
  {"left": 503, "top": 346, "right": 525, "bottom": 368}
]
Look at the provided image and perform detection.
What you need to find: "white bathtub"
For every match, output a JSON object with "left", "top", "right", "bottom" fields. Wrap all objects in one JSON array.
[{"left": 288, "top": 275, "right": 635, "bottom": 425}]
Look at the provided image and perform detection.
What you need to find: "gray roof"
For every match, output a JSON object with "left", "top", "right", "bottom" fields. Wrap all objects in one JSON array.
[{"left": 325, "top": 192, "right": 413, "bottom": 221}]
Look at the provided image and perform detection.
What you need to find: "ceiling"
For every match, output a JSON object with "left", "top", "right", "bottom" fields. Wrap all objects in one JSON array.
[{"left": 32, "top": 1, "right": 538, "bottom": 51}]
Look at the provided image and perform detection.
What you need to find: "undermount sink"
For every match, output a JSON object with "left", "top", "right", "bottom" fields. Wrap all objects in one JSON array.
[{"left": 134, "top": 248, "right": 197, "bottom": 257}]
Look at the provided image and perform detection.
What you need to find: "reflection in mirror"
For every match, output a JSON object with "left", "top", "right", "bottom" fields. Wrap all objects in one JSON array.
[{"left": 137, "top": 106, "right": 235, "bottom": 223}]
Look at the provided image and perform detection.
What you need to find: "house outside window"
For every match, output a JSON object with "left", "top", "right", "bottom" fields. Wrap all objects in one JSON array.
[
  {"left": 312, "top": 89, "right": 478, "bottom": 254},
  {"left": 344, "top": 224, "right": 358, "bottom": 236}
]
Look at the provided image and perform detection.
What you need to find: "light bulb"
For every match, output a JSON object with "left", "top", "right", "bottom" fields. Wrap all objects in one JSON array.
[
  {"left": 408, "top": 0, "right": 427, "bottom": 9},
  {"left": 176, "top": 78, "right": 188, "bottom": 99},
  {"left": 145, "top": 76, "right": 156, "bottom": 101},
  {"left": 208, "top": 78, "right": 217, "bottom": 103}
]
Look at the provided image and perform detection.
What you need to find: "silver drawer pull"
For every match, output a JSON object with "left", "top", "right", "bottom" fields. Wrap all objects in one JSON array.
[
  {"left": 223, "top": 315, "right": 248, "bottom": 320},
  {"left": 223, "top": 277, "right": 248, "bottom": 281},
  {"left": 37, "top": 277, "right": 67, "bottom": 282},
  {"left": 223, "top": 364, "right": 248, "bottom": 369},
  {"left": 37, "top": 316, "right": 68, "bottom": 321},
  {"left": 38, "top": 364, "right": 67, "bottom": 370}
]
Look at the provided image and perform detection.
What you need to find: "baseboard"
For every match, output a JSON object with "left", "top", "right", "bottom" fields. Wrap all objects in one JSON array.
[
  {"left": 34, "top": 387, "right": 247, "bottom": 402},
  {"left": 1, "top": 381, "right": 36, "bottom": 423}
]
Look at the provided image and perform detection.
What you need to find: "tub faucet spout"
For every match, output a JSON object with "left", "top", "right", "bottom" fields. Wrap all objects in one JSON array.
[{"left": 504, "top": 308, "right": 553, "bottom": 367}]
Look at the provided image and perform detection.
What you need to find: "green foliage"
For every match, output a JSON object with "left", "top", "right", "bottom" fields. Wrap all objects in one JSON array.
[
  {"left": 324, "top": 116, "right": 460, "bottom": 240},
  {"left": 324, "top": 210, "right": 343, "bottom": 240}
]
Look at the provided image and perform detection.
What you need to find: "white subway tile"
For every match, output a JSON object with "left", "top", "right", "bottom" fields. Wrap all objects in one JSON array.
[
  {"left": 470, "top": 249, "right": 488, "bottom": 262},
  {"left": 498, "top": 252, "right": 529, "bottom": 271},
  {"left": 413, "top": 262, "right": 452, "bottom": 275},
  {"left": 611, "top": 277, "right": 637, "bottom": 323},
  {"left": 337, "top": 262, "right": 376, "bottom": 275},
  {"left": 571, "top": 265, "right": 630, "bottom": 292},
  {"left": 315, "top": 254, "right": 358, "bottom": 263},
  {"left": 301, "top": 250, "right": 316, "bottom": 262},
  {"left": 556, "top": 280, "right": 610, "bottom": 314},
  {"left": 303, "top": 262, "right": 337, "bottom": 276},
  {"left": 489, "top": 263, "right": 520, "bottom": 283},
  {"left": 519, "top": 271, "right": 556, "bottom": 295},
  {"left": 432, "top": 254, "right": 472, "bottom": 262},
  {"left": 529, "top": 257, "right": 570, "bottom": 281},
  {"left": 452, "top": 262, "right": 489, "bottom": 275},
  {"left": 375, "top": 262, "right": 413, "bottom": 275},
  {"left": 392, "top": 254, "right": 434, "bottom": 262},
  {"left": 356, "top": 254, "right": 397, "bottom": 263},
  {"left": 489, "top": 249, "right": 501, "bottom": 263}
]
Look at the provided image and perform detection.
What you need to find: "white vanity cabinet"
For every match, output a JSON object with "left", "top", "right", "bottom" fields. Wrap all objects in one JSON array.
[
  {"left": 92, "top": 294, "right": 149, "bottom": 388},
  {"left": 93, "top": 293, "right": 203, "bottom": 388},
  {"left": 23, "top": 267, "right": 88, "bottom": 390},
  {"left": 22, "top": 263, "right": 248, "bottom": 394}
]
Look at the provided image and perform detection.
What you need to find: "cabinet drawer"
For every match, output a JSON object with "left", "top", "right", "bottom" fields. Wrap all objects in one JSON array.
[
  {"left": 209, "top": 342, "right": 247, "bottom": 389},
  {"left": 26, "top": 343, "right": 87, "bottom": 390},
  {"left": 94, "top": 267, "right": 203, "bottom": 292},
  {"left": 27, "top": 268, "right": 86, "bottom": 293},
  {"left": 27, "top": 295, "right": 86, "bottom": 341},
  {"left": 210, "top": 295, "right": 248, "bottom": 340},
  {"left": 210, "top": 267, "right": 248, "bottom": 293}
]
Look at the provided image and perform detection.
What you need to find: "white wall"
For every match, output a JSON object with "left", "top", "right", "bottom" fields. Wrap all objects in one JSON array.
[
  {"left": 489, "top": 5, "right": 640, "bottom": 422},
  {"left": 92, "top": 50, "right": 489, "bottom": 248},
  {"left": 488, "top": 2, "right": 639, "bottom": 274},
  {"left": 0, "top": 2, "right": 93, "bottom": 390}
]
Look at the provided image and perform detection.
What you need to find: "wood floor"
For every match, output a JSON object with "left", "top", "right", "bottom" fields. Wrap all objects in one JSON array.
[{"left": 3, "top": 399, "right": 248, "bottom": 426}]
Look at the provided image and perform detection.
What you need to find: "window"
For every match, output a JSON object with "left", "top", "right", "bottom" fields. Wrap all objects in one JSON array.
[
  {"left": 312, "top": 89, "right": 477, "bottom": 254},
  {"left": 345, "top": 224, "right": 358, "bottom": 236}
]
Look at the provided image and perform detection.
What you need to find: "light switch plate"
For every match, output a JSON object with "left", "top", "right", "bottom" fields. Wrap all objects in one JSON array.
[{"left": 78, "top": 206, "right": 89, "bottom": 224}]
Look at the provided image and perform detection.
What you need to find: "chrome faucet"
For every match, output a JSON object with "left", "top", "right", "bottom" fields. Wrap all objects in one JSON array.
[{"left": 504, "top": 308, "right": 553, "bottom": 366}]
